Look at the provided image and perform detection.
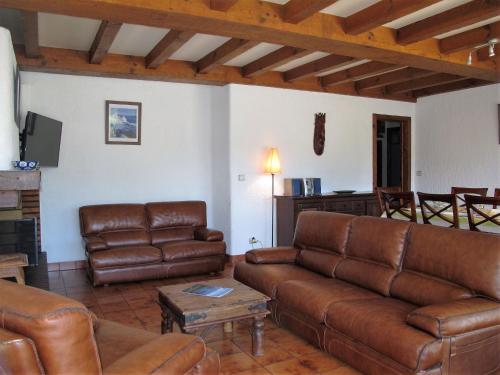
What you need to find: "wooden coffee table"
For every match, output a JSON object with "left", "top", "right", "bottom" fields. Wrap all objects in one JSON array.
[{"left": 158, "top": 278, "right": 270, "bottom": 356}]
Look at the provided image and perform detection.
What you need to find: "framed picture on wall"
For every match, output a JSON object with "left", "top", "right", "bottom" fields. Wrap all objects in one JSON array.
[{"left": 105, "top": 100, "right": 142, "bottom": 145}]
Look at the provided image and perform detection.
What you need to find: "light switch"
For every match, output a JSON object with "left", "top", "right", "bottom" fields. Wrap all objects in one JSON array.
[
  {"left": 238, "top": 174, "right": 246, "bottom": 181},
  {"left": 416, "top": 171, "right": 423, "bottom": 176}
]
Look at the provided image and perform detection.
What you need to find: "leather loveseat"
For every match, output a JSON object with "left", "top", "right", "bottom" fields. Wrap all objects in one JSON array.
[
  {"left": 234, "top": 211, "right": 500, "bottom": 375},
  {"left": 79, "top": 201, "right": 226, "bottom": 286},
  {"left": 0, "top": 279, "right": 219, "bottom": 375}
]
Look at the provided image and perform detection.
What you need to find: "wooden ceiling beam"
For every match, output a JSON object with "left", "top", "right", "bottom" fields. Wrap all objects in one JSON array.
[
  {"left": 196, "top": 38, "right": 259, "bottom": 73},
  {"left": 439, "top": 21, "right": 500, "bottom": 55},
  {"left": 1, "top": 0, "right": 497, "bottom": 81},
  {"left": 14, "top": 45, "right": 416, "bottom": 102},
  {"left": 21, "top": 11, "right": 40, "bottom": 58},
  {"left": 282, "top": 0, "right": 338, "bottom": 23},
  {"left": 385, "top": 73, "right": 467, "bottom": 94},
  {"left": 210, "top": 0, "right": 238, "bottom": 11},
  {"left": 146, "top": 30, "right": 196, "bottom": 69},
  {"left": 284, "top": 54, "right": 359, "bottom": 82},
  {"left": 412, "top": 78, "right": 491, "bottom": 97},
  {"left": 242, "top": 47, "right": 312, "bottom": 78},
  {"left": 89, "top": 20, "right": 122, "bottom": 64},
  {"left": 321, "top": 61, "right": 402, "bottom": 87},
  {"left": 356, "top": 67, "right": 435, "bottom": 91},
  {"left": 397, "top": 0, "right": 500, "bottom": 45},
  {"left": 343, "top": 0, "right": 440, "bottom": 35}
]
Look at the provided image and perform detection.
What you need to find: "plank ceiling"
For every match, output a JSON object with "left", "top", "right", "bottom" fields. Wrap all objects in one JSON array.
[{"left": 0, "top": 0, "right": 499, "bottom": 102}]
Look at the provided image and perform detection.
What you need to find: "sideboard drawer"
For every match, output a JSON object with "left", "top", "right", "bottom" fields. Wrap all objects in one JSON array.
[
  {"left": 324, "top": 200, "right": 352, "bottom": 211},
  {"left": 297, "top": 202, "right": 323, "bottom": 211}
]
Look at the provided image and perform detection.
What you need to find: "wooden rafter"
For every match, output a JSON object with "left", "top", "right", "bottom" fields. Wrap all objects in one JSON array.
[
  {"left": 412, "top": 79, "right": 489, "bottom": 97},
  {"left": 356, "top": 68, "right": 435, "bottom": 91},
  {"left": 2, "top": 0, "right": 496, "bottom": 81},
  {"left": 89, "top": 20, "right": 122, "bottom": 64},
  {"left": 146, "top": 30, "right": 195, "bottom": 69},
  {"left": 343, "top": 0, "right": 440, "bottom": 35},
  {"left": 385, "top": 73, "right": 467, "bottom": 94},
  {"left": 210, "top": 0, "right": 238, "bottom": 11},
  {"left": 321, "top": 62, "right": 402, "bottom": 87},
  {"left": 397, "top": 0, "right": 500, "bottom": 45},
  {"left": 284, "top": 54, "right": 358, "bottom": 82},
  {"left": 196, "top": 39, "right": 259, "bottom": 73},
  {"left": 439, "top": 21, "right": 500, "bottom": 55},
  {"left": 242, "top": 47, "right": 312, "bottom": 78},
  {"left": 21, "top": 11, "right": 40, "bottom": 58},
  {"left": 282, "top": 0, "right": 338, "bottom": 23}
]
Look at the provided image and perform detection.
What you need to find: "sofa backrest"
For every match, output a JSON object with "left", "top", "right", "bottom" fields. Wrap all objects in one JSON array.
[
  {"left": 79, "top": 204, "right": 150, "bottom": 247},
  {"left": 0, "top": 280, "right": 102, "bottom": 374},
  {"left": 335, "top": 216, "right": 411, "bottom": 296},
  {"left": 146, "top": 201, "right": 207, "bottom": 245},
  {"left": 293, "top": 211, "right": 355, "bottom": 277},
  {"left": 391, "top": 224, "right": 500, "bottom": 305}
]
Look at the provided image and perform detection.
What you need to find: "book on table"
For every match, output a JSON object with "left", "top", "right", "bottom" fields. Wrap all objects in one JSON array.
[{"left": 182, "top": 284, "right": 233, "bottom": 298}]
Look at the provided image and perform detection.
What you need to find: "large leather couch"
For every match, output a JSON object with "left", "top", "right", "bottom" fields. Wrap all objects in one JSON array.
[
  {"left": 234, "top": 211, "right": 500, "bottom": 375},
  {"left": 0, "top": 279, "right": 219, "bottom": 374},
  {"left": 79, "top": 201, "right": 226, "bottom": 286}
]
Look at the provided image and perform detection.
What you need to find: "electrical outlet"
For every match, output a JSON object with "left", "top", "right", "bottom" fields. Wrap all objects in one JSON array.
[{"left": 248, "top": 237, "right": 258, "bottom": 244}]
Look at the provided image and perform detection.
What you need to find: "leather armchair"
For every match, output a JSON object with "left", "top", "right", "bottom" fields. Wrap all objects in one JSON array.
[{"left": 0, "top": 280, "right": 220, "bottom": 375}]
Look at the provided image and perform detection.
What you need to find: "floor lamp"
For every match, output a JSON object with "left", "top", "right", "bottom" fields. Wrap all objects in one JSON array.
[{"left": 264, "top": 148, "right": 281, "bottom": 247}]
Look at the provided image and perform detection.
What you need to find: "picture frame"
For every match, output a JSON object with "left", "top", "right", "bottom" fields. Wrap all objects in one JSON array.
[{"left": 105, "top": 100, "right": 142, "bottom": 145}]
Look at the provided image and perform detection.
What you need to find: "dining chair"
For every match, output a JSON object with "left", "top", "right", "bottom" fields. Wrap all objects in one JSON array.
[
  {"left": 381, "top": 191, "right": 417, "bottom": 222},
  {"left": 451, "top": 187, "right": 488, "bottom": 208},
  {"left": 417, "top": 192, "right": 459, "bottom": 228},
  {"left": 375, "top": 186, "right": 402, "bottom": 215},
  {"left": 464, "top": 194, "right": 500, "bottom": 232},
  {"left": 494, "top": 188, "right": 500, "bottom": 209}
]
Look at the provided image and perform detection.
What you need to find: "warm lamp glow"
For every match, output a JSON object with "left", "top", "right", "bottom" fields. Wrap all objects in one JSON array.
[{"left": 264, "top": 148, "right": 281, "bottom": 174}]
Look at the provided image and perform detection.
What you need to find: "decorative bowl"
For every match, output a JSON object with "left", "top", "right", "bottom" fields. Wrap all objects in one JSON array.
[{"left": 12, "top": 160, "right": 39, "bottom": 170}]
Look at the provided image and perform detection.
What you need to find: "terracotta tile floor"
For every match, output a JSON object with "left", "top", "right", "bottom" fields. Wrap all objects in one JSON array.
[{"left": 48, "top": 266, "right": 361, "bottom": 375}]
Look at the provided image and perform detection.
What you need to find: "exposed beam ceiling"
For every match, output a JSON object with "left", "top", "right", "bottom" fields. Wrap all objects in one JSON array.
[
  {"left": 356, "top": 67, "right": 435, "bottom": 91},
  {"left": 343, "top": 0, "right": 440, "bottom": 35},
  {"left": 385, "top": 73, "right": 467, "bottom": 94},
  {"left": 412, "top": 78, "right": 489, "bottom": 97},
  {"left": 89, "top": 20, "right": 122, "bottom": 64},
  {"left": 321, "top": 62, "right": 402, "bottom": 87},
  {"left": 145, "top": 30, "right": 195, "bottom": 69},
  {"left": 397, "top": 0, "right": 500, "bottom": 45},
  {"left": 20, "top": 11, "right": 40, "bottom": 58},
  {"left": 439, "top": 21, "right": 500, "bottom": 55},
  {"left": 284, "top": 54, "right": 358, "bottom": 82},
  {"left": 1, "top": 0, "right": 496, "bottom": 82},
  {"left": 210, "top": 0, "right": 238, "bottom": 12},
  {"left": 196, "top": 38, "right": 259, "bottom": 73},
  {"left": 282, "top": 0, "right": 338, "bottom": 23},
  {"left": 242, "top": 46, "right": 312, "bottom": 77}
]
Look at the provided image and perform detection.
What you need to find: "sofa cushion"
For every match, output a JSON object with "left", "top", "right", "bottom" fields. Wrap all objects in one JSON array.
[
  {"left": 80, "top": 204, "right": 147, "bottom": 236},
  {"left": 391, "top": 224, "right": 500, "bottom": 304},
  {"left": 325, "top": 298, "right": 443, "bottom": 371},
  {"left": 146, "top": 201, "right": 206, "bottom": 229},
  {"left": 233, "top": 262, "right": 325, "bottom": 298},
  {"left": 90, "top": 246, "right": 162, "bottom": 269},
  {"left": 276, "top": 278, "right": 381, "bottom": 322},
  {"left": 294, "top": 212, "right": 355, "bottom": 276},
  {"left": 151, "top": 227, "right": 195, "bottom": 245},
  {"left": 99, "top": 230, "right": 151, "bottom": 248},
  {"left": 160, "top": 240, "right": 225, "bottom": 261},
  {"left": 335, "top": 216, "right": 411, "bottom": 296}
]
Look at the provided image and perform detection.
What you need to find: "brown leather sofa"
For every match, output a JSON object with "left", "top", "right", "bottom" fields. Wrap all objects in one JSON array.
[
  {"left": 234, "top": 211, "right": 500, "bottom": 375},
  {"left": 79, "top": 201, "right": 226, "bottom": 286},
  {"left": 0, "top": 279, "right": 219, "bottom": 375}
]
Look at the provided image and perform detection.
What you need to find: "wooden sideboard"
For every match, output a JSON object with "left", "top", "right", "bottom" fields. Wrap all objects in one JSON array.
[{"left": 275, "top": 192, "right": 380, "bottom": 246}]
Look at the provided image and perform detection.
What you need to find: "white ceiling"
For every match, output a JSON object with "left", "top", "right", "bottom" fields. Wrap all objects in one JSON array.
[{"left": 0, "top": 0, "right": 494, "bottom": 72}]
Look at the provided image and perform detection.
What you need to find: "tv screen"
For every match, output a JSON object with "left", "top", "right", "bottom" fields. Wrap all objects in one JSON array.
[{"left": 21, "top": 111, "right": 62, "bottom": 167}]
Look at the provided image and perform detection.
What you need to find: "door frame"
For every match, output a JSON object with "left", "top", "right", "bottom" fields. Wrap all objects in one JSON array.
[{"left": 372, "top": 114, "right": 411, "bottom": 192}]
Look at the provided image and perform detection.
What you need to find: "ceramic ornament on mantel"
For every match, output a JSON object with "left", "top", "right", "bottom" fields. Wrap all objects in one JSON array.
[{"left": 314, "top": 112, "right": 326, "bottom": 156}]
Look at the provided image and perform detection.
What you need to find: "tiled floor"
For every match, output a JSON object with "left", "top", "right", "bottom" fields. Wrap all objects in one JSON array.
[{"left": 48, "top": 266, "right": 360, "bottom": 375}]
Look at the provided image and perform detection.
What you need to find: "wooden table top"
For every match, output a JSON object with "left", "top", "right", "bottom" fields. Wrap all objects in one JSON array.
[{"left": 0, "top": 253, "right": 28, "bottom": 268}]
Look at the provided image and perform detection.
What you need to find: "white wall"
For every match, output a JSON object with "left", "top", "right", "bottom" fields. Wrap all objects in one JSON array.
[
  {"left": 228, "top": 85, "right": 416, "bottom": 254},
  {"left": 0, "top": 27, "right": 19, "bottom": 169},
  {"left": 415, "top": 84, "right": 500, "bottom": 194},
  {"left": 21, "top": 72, "right": 216, "bottom": 263}
]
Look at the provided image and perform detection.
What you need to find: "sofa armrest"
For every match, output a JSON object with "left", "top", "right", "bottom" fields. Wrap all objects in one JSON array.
[
  {"left": 245, "top": 247, "right": 298, "bottom": 264},
  {"left": 83, "top": 236, "right": 108, "bottom": 253},
  {"left": 194, "top": 228, "right": 224, "bottom": 242},
  {"left": 407, "top": 298, "right": 500, "bottom": 338},
  {"left": 103, "top": 333, "right": 208, "bottom": 375}
]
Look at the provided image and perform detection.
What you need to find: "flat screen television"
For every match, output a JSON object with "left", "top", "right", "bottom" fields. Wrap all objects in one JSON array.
[{"left": 21, "top": 111, "right": 62, "bottom": 167}]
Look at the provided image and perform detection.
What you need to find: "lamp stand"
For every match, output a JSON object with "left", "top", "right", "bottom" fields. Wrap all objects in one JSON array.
[{"left": 271, "top": 173, "right": 275, "bottom": 247}]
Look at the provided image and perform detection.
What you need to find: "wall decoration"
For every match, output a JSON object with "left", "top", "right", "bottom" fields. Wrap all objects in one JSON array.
[
  {"left": 105, "top": 100, "right": 142, "bottom": 145},
  {"left": 314, "top": 112, "right": 326, "bottom": 155}
]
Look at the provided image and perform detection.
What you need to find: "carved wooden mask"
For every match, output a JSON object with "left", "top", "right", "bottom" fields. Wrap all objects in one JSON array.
[{"left": 314, "top": 113, "right": 326, "bottom": 155}]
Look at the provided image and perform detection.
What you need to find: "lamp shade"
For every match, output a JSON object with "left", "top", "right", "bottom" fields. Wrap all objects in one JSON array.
[{"left": 264, "top": 148, "right": 281, "bottom": 174}]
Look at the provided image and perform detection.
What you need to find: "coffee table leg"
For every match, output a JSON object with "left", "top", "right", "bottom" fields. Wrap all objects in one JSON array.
[
  {"left": 252, "top": 317, "right": 264, "bottom": 356},
  {"left": 161, "top": 308, "right": 173, "bottom": 334}
]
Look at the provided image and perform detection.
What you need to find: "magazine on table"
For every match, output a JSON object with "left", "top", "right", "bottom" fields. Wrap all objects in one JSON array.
[{"left": 183, "top": 284, "right": 233, "bottom": 298}]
